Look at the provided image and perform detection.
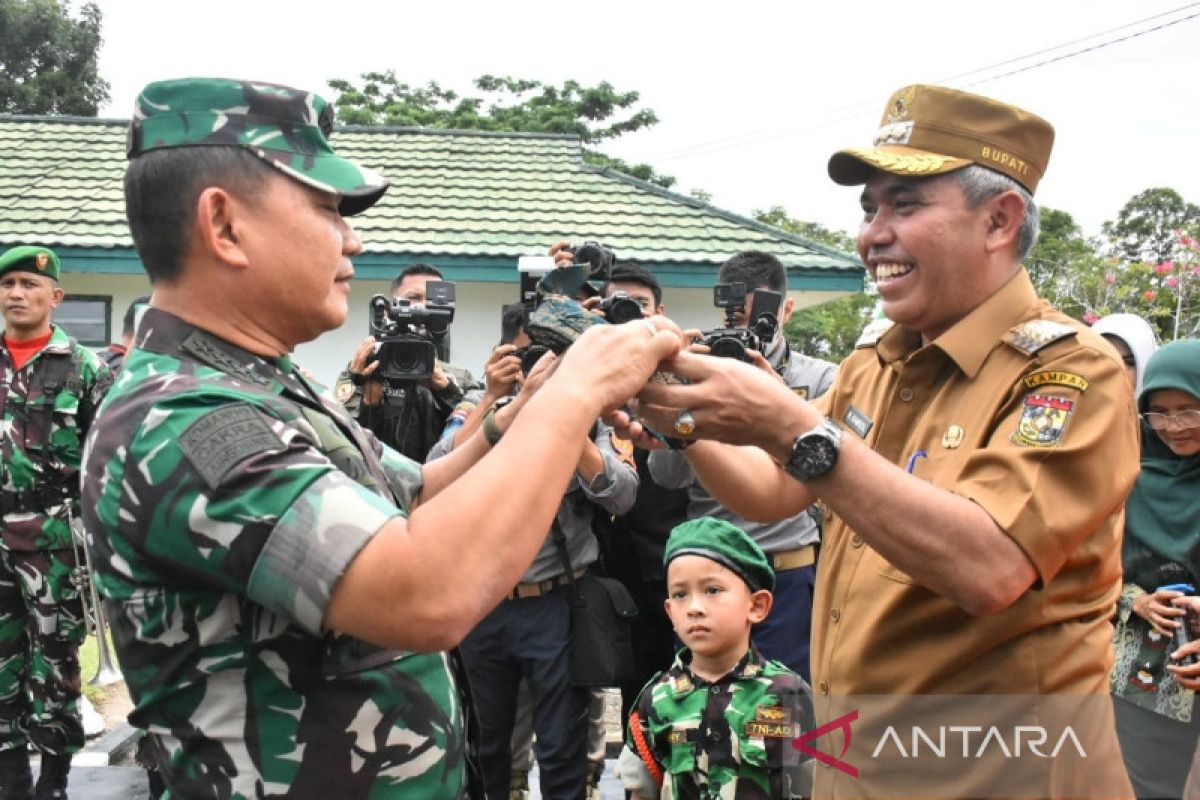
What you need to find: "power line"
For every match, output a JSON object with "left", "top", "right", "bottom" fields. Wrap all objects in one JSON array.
[{"left": 646, "top": 3, "right": 1200, "bottom": 164}]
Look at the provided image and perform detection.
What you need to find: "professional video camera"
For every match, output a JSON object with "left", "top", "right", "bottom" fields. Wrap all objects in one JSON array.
[
  {"left": 699, "top": 282, "right": 783, "bottom": 362},
  {"left": 368, "top": 280, "right": 456, "bottom": 384}
]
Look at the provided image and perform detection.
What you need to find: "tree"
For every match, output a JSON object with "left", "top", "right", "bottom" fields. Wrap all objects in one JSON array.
[
  {"left": 1101, "top": 187, "right": 1200, "bottom": 266},
  {"left": 326, "top": 71, "right": 676, "bottom": 187},
  {"left": 1025, "top": 206, "right": 1111, "bottom": 318},
  {"left": 754, "top": 206, "right": 872, "bottom": 362},
  {"left": 0, "top": 0, "right": 109, "bottom": 116}
]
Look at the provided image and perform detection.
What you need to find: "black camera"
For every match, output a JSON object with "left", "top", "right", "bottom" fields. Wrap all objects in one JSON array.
[
  {"left": 513, "top": 344, "right": 550, "bottom": 376},
  {"left": 569, "top": 241, "right": 616, "bottom": 284},
  {"left": 598, "top": 291, "right": 644, "bottom": 324},
  {"left": 699, "top": 282, "right": 783, "bottom": 363},
  {"left": 368, "top": 280, "right": 456, "bottom": 384}
]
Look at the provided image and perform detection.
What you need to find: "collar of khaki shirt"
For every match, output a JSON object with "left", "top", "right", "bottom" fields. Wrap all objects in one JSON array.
[{"left": 874, "top": 268, "right": 1040, "bottom": 378}]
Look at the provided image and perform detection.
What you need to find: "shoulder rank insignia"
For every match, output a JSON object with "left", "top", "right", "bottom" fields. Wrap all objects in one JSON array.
[
  {"left": 1011, "top": 393, "right": 1074, "bottom": 447},
  {"left": 1003, "top": 319, "right": 1077, "bottom": 356}
]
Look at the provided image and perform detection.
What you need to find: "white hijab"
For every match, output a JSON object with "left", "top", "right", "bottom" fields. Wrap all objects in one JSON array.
[{"left": 1091, "top": 313, "right": 1159, "bottom": 396}]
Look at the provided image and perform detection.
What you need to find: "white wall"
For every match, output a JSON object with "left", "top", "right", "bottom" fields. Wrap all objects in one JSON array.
[{"left": 64, "top": 273, "right": 844, "bottom": 388}]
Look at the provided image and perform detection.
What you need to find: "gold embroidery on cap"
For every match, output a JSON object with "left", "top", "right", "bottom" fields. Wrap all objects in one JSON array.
[
  {"left": 942, "top": 425, "right": 964, "bottom": 449},
  {"left": 34, "top": 252, "right": 49, "bottom": 270},
  {"left": 857, "top": 150, "right": 954, "bottom": 175},
  {"left": 980, "top": 146, "right": 1030, "bottom": 176}
]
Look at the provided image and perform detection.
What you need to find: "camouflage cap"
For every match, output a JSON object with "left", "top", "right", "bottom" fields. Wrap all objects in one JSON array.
[
  {"left": 664, "top": 516, "right": 775, "bottom": 592},
  {"left": 0, "top": 245, "right": 61, "bottom": 282},
  {"left": 525, "top": 294, "right": 607, "bottom": 354},
  {"left": 828, "top": 84, "right": 1055, "bottom": 194},
  {"left": 127, "top": 77, "right": 388, "bottom": 216}
]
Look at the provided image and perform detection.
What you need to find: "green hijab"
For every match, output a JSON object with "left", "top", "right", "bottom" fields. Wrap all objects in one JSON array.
[{"left": 1122, "top": 339, "right": 1200, "bottom": 589}]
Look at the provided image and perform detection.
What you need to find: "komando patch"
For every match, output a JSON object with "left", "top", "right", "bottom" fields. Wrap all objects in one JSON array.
[{"left": 180, "top": 403, "right": 285, "bottom": 489}]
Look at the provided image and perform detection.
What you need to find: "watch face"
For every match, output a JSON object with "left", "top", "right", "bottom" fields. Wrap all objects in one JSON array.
[{"left": 791, "top": 435, "right": 836, "bottom": 479}]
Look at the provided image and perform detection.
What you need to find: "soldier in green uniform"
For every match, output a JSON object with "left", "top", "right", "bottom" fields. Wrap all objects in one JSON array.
[
  {"left": 81, "top": 77, "right": 681, "bottom": 799},
  {"left": 0, "top": 246, "right": 112, "bottom": 800},
  {"left": 619, "top": 517, "right": 812, "bottom": 799}
]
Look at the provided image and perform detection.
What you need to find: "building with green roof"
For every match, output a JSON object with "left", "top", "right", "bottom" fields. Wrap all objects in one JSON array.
[{"left": 0, "top": 115, "right": 863, "bottom": 381}]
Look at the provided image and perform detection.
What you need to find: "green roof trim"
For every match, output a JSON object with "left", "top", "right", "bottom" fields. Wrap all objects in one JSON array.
[{"left": 0, "top": 115, "right": 864, "bottom": 294}]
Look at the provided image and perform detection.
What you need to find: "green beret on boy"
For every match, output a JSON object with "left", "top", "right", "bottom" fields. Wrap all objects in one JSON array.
[
  {"left": 664, "top": 516, "right": 775, "bottom": 592},
  {"left": 0, "top": 245, "right": 61, "bottom": 282}
]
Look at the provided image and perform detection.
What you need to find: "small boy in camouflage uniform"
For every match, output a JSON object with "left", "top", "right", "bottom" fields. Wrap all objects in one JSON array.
[{"left": 618, "top": 516, "right": 812, "bottom": 799}]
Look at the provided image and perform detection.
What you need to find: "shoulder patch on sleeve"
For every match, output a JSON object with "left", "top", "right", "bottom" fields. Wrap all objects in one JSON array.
[
  {"left": 793, "top": 386, "right": 810, "bottom": 399},
  {"left": 1021, "top": 370, "right": 1089, "bottom": 392},
  {"left": 1003, "top": 320, "right": 1077, "bottom": 356},
  {"left": 1011, "top": 393, "right": 1075, "bottom": 447},
  {"left": 333, "top": 380, "right": 355, "bottom": 404},
  {"left": 180, "top": 403, "right": 285, "bottom": 490}
]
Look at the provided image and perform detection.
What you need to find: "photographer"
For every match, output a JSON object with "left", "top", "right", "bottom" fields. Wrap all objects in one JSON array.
[
  {"left": 428, "top": 310, "right": 639, "bottom": 798},
  {"left": 647, "top": 250, "right": 836, "bottom": 681},
  {"left": 334, "top": 264, "right": 478, "bottom": 462}
]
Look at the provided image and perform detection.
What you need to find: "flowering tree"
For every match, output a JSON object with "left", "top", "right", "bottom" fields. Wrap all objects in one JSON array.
[{"left": 1028, "top": 196, "right": 1200, "bottom": 343}]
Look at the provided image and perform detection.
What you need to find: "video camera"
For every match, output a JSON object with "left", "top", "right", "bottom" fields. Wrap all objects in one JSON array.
[
  {"left": 367, "top": 280, "right": 456, "bottom": 384},
  {"left": 699, "top": 282, "right": 783, "bottom": 362}
]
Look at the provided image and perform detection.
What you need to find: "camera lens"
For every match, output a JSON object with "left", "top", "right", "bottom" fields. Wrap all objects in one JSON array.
[
  {"left": 520, "top": 344, "right": 550, "bottom": 375},
  {"left": 604, "top": 296, "right": 644, "bottom": 325},
  {"left": 709, "top": 337, "right": 748, "bottom": 361}
]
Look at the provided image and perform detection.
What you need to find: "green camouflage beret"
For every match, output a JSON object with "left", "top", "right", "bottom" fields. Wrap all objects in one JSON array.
[
  {"left": 525, "top": 293, "right": 607, "bottom": 354},
  {"left": 127, "top": 77, "right": 388, "bottom": 216},
  {"left": 0, "top": 245, "right": 61, "bottom": 282},
  {"left": 664, "top": 516, "right": 775, "bottom": 592}
]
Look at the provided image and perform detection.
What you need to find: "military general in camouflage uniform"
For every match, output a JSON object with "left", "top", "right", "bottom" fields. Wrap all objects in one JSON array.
[
  {"left": 80, "top": 77, "right": 682, "bottom": 799},
  {"left": 0, "top": 246, "right": 112, "bottom": 800},
  {"left": 618, "top": 517, "right": 812, "bottom": 799}
]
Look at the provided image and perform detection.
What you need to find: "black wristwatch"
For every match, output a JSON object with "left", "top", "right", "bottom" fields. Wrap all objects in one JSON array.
[{"left": 783, "top": 418, "right": 843, "bottom": 481}]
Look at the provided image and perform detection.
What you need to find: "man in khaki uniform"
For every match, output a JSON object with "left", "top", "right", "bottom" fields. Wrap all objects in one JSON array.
[{"left": 630, "top": 85, "right": 1137, "bottom": 797}]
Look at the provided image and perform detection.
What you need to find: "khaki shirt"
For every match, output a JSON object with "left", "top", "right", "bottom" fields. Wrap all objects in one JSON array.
[{"left": 811, "top": 270, "right": 1138, "bottom": 697}]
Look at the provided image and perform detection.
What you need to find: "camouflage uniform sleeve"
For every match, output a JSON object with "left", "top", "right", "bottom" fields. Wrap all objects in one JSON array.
[
  {"left": 375, "top": 442, "right": 425, "bottom": 509},
  {"left": 125, "top": 394, "right": 401, "bottom": 635},
  {"left": 76, "top": 344, "right": 114, "bottom": 433}
]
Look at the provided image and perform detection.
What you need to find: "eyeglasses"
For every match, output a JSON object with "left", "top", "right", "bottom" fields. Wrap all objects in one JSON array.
[{"left": 1142, "top": 410, "right": 1200, "bottom": 431}]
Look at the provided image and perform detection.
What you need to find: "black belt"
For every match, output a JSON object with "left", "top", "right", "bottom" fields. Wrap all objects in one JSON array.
[{"left": 0, "top": 487, "right": 74, "bottom": 515}]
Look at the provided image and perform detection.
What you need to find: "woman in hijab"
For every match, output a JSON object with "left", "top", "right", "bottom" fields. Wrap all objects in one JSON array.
[
  {"left": 1111, "top": 338, "right": 1200, "bottom": 798},
  {"left": 1093, "top": 312, "right": 1159, "bottom": 397}
]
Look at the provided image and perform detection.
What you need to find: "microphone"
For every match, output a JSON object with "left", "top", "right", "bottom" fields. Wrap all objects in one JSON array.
[{"left": 1156, "top": 563, "right": 1198, "bottom": 667}]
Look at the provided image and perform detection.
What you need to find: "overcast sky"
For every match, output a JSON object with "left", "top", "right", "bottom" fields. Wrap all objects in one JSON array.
[{"left": 92, "top": 0, "right": 1200, "bottom": 241}]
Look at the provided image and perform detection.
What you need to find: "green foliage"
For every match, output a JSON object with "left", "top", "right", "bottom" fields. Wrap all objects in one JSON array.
[
  {"left": 754, "top": 206, "right": 856, "bottom": 252},
  {"left": 0, "top": 0, "right": 109, "bottom": 115},
  {"left": 1101, "top": 187, "right": 1200, "bottom": 265},
  {"left": 754, "top": 206, "right": 871, "bottom": 362},
  {"left": 326, "top": 71, "right": 675, "bottom": 187},
  {"left": 1027, "top": 198, "right": 1200, "bottom": 342}
]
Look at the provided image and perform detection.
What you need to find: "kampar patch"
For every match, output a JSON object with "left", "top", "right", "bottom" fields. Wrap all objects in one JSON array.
[
  {"left": 1011, "top": 394, "right": 1074, "bottom": 447},
  {"left": 180, "top": 403, "right": 285, "bottom": 489},
  {"left": 1022, "top": 370, "right": 1089, "bottom": 393}
]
